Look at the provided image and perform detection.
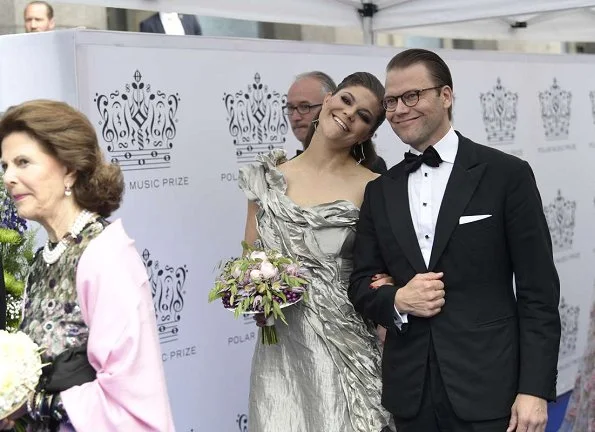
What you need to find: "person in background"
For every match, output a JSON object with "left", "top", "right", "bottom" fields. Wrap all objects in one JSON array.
[
  {"left": 24, "top": 1, "right": 55, "bottom": 33},
  {"left": 139, "top": 12, "right": 202, "bottom": 35}
]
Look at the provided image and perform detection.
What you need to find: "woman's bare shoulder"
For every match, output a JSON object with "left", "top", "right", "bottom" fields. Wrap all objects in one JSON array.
[{"left": 356, "top": 166, "right": 381, "bottom": 184}]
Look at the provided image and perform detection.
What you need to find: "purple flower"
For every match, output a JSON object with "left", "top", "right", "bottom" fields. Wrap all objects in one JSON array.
[
  {"left": 0, "top": 196, "right": 27, "bottom": 234},
  {"left": 285, "top": 264, "right": 299, "bottom": 276}
]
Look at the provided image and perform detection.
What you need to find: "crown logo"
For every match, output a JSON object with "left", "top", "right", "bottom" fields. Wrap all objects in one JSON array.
[
  {"left": 559, "top": 296, "right": 579, "bottom": 358},
  {"left": 142, "top": 249, "right": 188, "bottom": 344},
  {"left": 589, "top": 90, "right": 595, "bottom": 125},
  {"left": 479, "top": 78, "right": 518, "bottom": 144},
  {"left": 538, "top": 78, "right": 571, "bottom": 140},
  {"left": 543, "top": 189, "right": 576, "bottom": 253},
  {"left": 236, "top": 414, "right": 248, "bottom": 432},
  {"left": 223, "top": 73, "right": 288, "bottom": 164},
  {"left": 94, "top": 70, "right": 181, "bottom": 171}
]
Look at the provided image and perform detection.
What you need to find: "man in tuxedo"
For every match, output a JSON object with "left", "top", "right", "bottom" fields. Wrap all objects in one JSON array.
[
  {"left": 286, "top": 71, "right": 387, "bottom": 173},
  {"left": 348, "top": 48, "right": 560, "bottom": 432},
  {"left": 139, "top": 12, "right": 201, "bottom": 36}
]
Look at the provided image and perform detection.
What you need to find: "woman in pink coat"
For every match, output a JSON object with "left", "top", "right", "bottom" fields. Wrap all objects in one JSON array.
[{"left": 0, "top": 100, "right": 174, "bottom": 431}]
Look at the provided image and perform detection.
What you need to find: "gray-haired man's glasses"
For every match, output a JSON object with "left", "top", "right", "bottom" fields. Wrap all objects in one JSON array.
[{"left": 283, "top": 103, "right": 322, "bottom": 116}]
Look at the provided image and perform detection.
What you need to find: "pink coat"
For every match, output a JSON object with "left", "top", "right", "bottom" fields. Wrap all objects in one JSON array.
[{"left": 60, "top": 219, "right": 175, "bottom": 431}]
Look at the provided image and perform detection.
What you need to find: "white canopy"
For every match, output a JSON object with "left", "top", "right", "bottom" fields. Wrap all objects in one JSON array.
[{"left": 56, "top": 0, "right": 595, "bottom": 42}]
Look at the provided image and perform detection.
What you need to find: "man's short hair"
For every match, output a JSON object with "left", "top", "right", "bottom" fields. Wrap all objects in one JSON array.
[
  {"left": 294, "top": 71, "right": 337, "bottom": 96},
  {"left": 26, "top": 1, "right": 54, "bottom": 19}
]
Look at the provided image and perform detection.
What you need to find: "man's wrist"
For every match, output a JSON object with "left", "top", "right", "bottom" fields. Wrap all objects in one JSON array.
[{"left": 394, "top": 288, "right": 408, "bottom": 314}]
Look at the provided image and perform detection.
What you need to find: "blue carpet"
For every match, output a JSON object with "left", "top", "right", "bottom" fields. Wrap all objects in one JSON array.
[{"left": 546, "top": 391, "right": 571, "bottom": 432}]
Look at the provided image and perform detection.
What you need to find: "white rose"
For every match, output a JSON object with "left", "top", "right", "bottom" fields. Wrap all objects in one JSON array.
[
  {"left": 0, "top": 331, "right": 43, "bottom": 418},
  {"left": 260, "top": 261, "right": 278, "bottom": 279},
  {"left": 250, "top": 269, "right": 263, "bottom": 280},
  {"left": 250, "top": 251, "right": 268, "bottom": 261}
]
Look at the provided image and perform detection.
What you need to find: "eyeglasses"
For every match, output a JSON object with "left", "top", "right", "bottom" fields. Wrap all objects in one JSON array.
[
  {"left": 282, "top": 103, "right": 322, "bottom": 116},
  {"left": 382, "top": 86, "right": 444, "bottom": 111}
]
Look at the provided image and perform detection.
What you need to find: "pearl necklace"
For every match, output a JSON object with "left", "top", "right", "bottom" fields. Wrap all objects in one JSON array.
[{"left": 43, "top": 210, "right": 96, "bottom": 265}]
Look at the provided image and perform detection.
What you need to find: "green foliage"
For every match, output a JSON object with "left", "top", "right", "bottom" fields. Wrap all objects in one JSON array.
[{"left": 0, "top": 178, "right": 37, "bottom": 331}]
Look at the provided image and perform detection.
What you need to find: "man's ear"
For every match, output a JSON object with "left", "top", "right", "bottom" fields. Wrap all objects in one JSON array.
[{"left": 441, "top": 86, "right": 453, "bottom": 111}]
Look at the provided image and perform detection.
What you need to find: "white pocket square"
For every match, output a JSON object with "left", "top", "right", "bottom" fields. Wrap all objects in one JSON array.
[{"left": 459, "top": 214, "right": 492, "bottom": 225}]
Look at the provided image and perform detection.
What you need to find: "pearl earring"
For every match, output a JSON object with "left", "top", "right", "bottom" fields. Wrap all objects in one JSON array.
[{"left": 64, "top": 186, "right": 72, "bottom": 197}]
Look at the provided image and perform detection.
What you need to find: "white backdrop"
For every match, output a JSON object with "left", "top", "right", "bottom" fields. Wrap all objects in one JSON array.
[{"left": 0, "top": 30, "right": 594, "bottom": 431}]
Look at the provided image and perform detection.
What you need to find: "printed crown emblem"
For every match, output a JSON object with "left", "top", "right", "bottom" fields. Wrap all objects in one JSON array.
[
  {"left": 559, "top": 296, "right": 579, "bottom": 358},
  {"left": 544, "top": 189, "right": 576, "bottom": 253},
  {"left": 589, "top": 90, "right": 595, "bottom": 125},
  {"left": 94, "top": 70, "right": 180, "bottom": 171},
  {"left": 142, "top": 249, "right": 188, "bottom": 344},
  {"left": 236, "top": 414, "right": 248, "bottom": 432},
  {"left": 223, "top": 73, "right": 288, "bottom": 164},
  {"left": 479, "top": 78, "right": 518, "bottom": 143},
  {"left": 538, "top": 78, "right": 571, "bottom": 140}
]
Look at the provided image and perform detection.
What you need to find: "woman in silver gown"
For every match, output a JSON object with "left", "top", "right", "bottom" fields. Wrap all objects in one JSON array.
[{"left": 239, "top": 72, "right": 395, "bottom": 432}]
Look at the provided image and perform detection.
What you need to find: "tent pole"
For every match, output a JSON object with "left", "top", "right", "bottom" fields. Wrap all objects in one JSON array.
[{"left": 358, "top": 2, "right": 378, "bottom": 45}]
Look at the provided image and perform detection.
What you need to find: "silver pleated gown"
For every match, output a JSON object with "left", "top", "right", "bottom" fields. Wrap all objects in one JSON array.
[{"left": 239, "top": 150, "right": 394, "bottom": 432}]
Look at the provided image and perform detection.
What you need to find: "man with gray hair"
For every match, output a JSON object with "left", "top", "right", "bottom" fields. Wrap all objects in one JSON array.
[
  {"left": 285, "top": 71, "right": 386, "bottom": 173},
  {"left": 284, "top": 71, "right": 335, "bottom": 148}
]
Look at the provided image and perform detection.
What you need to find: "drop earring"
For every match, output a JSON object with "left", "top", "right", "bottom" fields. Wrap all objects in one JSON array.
[{"left": 354, "top": 144, "right": 365, "bottom": 165}]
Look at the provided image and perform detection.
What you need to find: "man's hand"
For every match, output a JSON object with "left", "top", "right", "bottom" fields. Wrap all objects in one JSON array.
[
  {"left": 507, "top": 394, "right": 548, "bottom": 432},
  {"left": 369, "top": 273, "right": 394, "bottom": 289},
  {"left": 394, "top": 272, "right": 445, "bottom": 317}
]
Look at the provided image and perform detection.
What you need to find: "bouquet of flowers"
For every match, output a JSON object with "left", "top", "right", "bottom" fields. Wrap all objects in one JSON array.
[
  {"left": 208, "top": 241, "right": 310, "bottom": 345},
  {"left": 0, "top": 330, "right": 43, "bottom": 422},
  {"left": 0, "top": 176, "right": 37, "bottom": 331}
]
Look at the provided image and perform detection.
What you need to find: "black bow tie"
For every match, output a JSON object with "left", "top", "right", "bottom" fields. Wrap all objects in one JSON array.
[{"left": 404, "top": 146, "right": 443, "bottom": 174}]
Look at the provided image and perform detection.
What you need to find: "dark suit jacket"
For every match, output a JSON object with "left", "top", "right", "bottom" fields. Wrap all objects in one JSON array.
[
  {"left": 139, "top": 13, "right": 202, "bottom": 35},
  {"left": 295, "top": 149, "right": 387, "bottom": 174},
  {"left": 348, "top": 132, "right": 560, "bottom": 421}
]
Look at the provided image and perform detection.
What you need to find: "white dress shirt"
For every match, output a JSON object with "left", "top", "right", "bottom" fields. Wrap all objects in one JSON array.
[
  {"left": 159, "top": 12, "right": 185, "bottom": 35},
  {"left": 395, "top": 127, "right": 459, "bottom": 326}
]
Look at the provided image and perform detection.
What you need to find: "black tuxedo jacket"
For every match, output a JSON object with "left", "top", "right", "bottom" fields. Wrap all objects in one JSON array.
[
  {"left": 139, "top": 13, "right": 202, "bottom": 35},
  {"left": 348, "top": 132, "right": 560, "bottom": 421}
]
